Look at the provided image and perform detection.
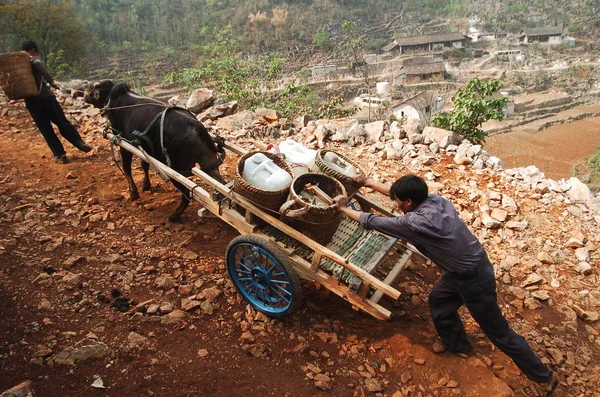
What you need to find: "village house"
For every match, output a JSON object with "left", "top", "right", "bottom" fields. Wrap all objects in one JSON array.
[
  {"left": 520, "top": 26, "right": 563, "bottom": 45},
  {"left": 468, "top": 28, "right": 507, "bottom": 43},
  {"left": 382, "top": 32, "right": 469, "bottom": 56},
  {"left": 393, "top": 61, "right": 446, "bottom": 85},
  {"left": 391, "top": 91, "right": 446, "bottom": 122}
]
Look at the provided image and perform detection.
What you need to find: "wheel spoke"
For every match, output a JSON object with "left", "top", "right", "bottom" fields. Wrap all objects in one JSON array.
[
  {"left": 235, "top": 260, "right": 252, "bottom": 273},
  {"left": 274, "top": 284, "right": 292, "bottom": 297},
  {"left": 269, "top": 285, "right": 291, "bottom": 304},
  {"left": 266, "top": 262, "right": 278, "bottom": 273},
  {"left": 270, "top": 279, "right": 290, "bottom": 285}
]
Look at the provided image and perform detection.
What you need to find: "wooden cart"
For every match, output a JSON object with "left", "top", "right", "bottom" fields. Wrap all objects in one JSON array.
[{"left": 104, "top": 132, "right": 420, "bottom": 320}]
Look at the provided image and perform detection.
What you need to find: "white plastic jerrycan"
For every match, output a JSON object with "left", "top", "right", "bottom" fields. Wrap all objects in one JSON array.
[
  {"left": 278, "top": 139, "right": 317, "bottom": 176},
  {"left": 323, "top": 152, "right": 358, "bottom": 177},
  {"left": 242, "top": 153, "right": 292, "bottom": 191}
]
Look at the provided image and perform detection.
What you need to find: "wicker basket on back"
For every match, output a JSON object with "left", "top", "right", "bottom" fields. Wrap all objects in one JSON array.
[
  {"left": 279, "top": 173, "right": 346, "bottom": 245},
  {"left": 314, "top": 150, "right": 365, "bottom": 197},
  {"left": 0, "top": 52, "right": 38, "bottom": 100},
  {"left": 234, "top": 151, "right": 294, "bottom": 213}
]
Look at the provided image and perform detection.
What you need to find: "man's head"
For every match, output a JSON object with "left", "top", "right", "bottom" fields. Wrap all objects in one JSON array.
[
  {"left": 389, "top": 174, "right": 428, "bottom": 213},
  {"left": 20, "top": 40, "right": 38, "bottom": 55}
]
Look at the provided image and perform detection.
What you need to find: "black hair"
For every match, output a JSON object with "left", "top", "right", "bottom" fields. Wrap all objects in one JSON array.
[
  {"left": 389, "top": 174, "right": 428, "bottom": 205},
  {"left": 20, "top": 40, "right": 38, "bottom": 52}
]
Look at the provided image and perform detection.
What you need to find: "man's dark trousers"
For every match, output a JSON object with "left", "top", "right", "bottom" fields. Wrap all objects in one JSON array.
[
  {"left": 25, "top": 96, "right": 84, "bottom": 157},
  {"left": 428, "top": 256, "right": 553, "bottom": 383}
]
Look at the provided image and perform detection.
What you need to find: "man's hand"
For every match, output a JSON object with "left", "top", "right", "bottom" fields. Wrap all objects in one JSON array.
[
  {"left": 333, "top": 195, "right": 349, "bottom": 211},
  {"left": 333, "top": 194, "right": 363, "bottom": 222},
  {"left": 50, "top": 82, "right": 60, "bottom": 90},
  {"left": 354, "top": 175, "right": 368, "bottom": 186}
]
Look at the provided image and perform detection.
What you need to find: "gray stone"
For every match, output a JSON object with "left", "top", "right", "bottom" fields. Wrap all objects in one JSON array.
[
  {"left": 51, "top": 343, "right": 112, "bottom": 366},
  {"left": 186, "top": 88, "right": 215, "bottom": 113},
  {"left": 577, "top": 262, "right": 593, "bottom": 275},
  {"left": 521, "top": 273, "right": 543, "bottom": 287},
  {"left": 161, "top": 309, "right": 186, "bottom": 324},
  {"left": 364, "top": 378, "right": 383, "bottom": 392},
  {"left": 390, "top": 121, "right": 405, "bottom": 140},
  {"left": 365, "top": 120, "right": 387, "bottom": 143},
  {"left": 567, "top": 177, "right": 594, "bottom": 204},
  {"left": 537, "top": 252, "right": 553, "bottom": 264},
  {"left": 482, "top": 213, "right": 501, "bottom": 229},
  {"left": 127, "top": 332, "right": 148, "bottom": 349},
  {"left": 505, "top": 220, "right": 528, "bottom": 230},
  {"left": 403, "top": 118, "right": 421, "bottom": 135},
  {"left": 422, "top": 126, "right": 461, "bottom": 149},
  {"left": 197, "top": 286, "right": 223, "bottom": 302},
  {"left": 575, "top": 247, "right": 590, "bottom": 262},
  {"left": 0, "top": 380, "right": 34, "bottom": 397},
  {"left": 490, "top": 208, "right": 508, "bottom": 222}
]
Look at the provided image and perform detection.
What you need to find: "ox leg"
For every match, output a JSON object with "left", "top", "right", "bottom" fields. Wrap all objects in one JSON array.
[
  {"left": 121, "top": 149, "right": 139, "bottom": 201},
  {"left": 141, "top": 160, "right": 152, "bottom": 191},
  {"left": 168, "top": 181, "right": 190, "bottom": 223}
]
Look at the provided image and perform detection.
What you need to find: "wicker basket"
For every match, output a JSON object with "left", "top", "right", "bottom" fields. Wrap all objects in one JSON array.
[
  {"left": 234, "top": 151, "right": 294, "bottom": 213},
  {"left": 314, "top": 150, "right": 366, "bottom": 197},
  {"left": 0, "top": 52, "right": 38, "bottom": 100},
  {"left": 280, "top": 173, "right": 346, "bottom": 245}
]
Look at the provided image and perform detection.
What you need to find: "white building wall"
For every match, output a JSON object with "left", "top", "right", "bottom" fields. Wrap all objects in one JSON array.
[
  {"left": 393, "top": 104, "right": 423, "bottom": 120},
  {"left": 548, "top": 35, "right": 562, "bottom": 44}
]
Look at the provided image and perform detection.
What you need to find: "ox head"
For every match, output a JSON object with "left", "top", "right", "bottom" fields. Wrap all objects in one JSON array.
[{"left": 84, "top": 79, "right": 115, "bottom": 109}]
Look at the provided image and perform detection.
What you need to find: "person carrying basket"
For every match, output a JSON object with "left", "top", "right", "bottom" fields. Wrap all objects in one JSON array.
[{"left": 20, "top": 40, "right": 91, "bottom": 164}]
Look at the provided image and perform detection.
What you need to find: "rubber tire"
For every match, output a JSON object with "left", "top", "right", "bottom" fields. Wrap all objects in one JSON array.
[{"left": 226, "top": 235, "right": 302, "bottom": 319}]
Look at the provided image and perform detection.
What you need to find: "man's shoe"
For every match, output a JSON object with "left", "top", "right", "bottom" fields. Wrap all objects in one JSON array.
[
  {"left": 75, "top": 141, "right": 92, "bottom": 153},
  {"left": 54, "top": 154, "right": 68, "bottom": 164},
  {"left": 433, "top": 335, "right": 472, "bottom": 358},
  {"left": 541, "top": 373, "right": 559, "bottom": 397}
]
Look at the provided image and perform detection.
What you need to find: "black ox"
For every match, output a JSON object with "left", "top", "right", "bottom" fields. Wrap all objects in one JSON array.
[{"left": 85, "top": 80, "right": 225, "bottom": 222}]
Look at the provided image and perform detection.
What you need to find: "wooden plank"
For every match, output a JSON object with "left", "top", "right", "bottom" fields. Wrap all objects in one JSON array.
[
  {"left": 222, "top": 141, "right": 248, "bottom": 156},
  {"left": 305, "top": 183, "right": 334, "bottom": 205},
  {"left": 192, "top": 167, "right": 401, "bottom": 300},
  {"left": 244, "top": 209, "right": 255, "bottom": 225},
  {"left": 354, "top": 193, "right": 395, "bottom": 216},
  {"left": 369, "top": 250, "right": 412, "bottom": 304},
  {"left": 311, "top": 253, "right": 322, "bottom": 272}
]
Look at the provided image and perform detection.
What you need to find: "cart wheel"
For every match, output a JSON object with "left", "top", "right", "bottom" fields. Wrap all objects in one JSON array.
[{"left": 226, "top": 235, "right": 302, "bottom": 319}]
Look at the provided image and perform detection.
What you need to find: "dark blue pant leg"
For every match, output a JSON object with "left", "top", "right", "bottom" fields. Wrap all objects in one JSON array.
[
  {"left": 26, "top": 98, "right": 66, "bottom": 157},
  {"left": 428, "top": 276, "right": 473, "bottom": 352},
  {"left": 459, "top": 263, "right": 553, "bottom": 383},
  {"left": 45, "top": 96, "right": 83, "bottom": 147}
]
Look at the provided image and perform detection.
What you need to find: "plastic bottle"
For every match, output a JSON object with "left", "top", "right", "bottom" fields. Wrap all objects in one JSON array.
[
  {"left": 323, "top": 152, "right": 358, "bottom": 177},
  {"left": 279, "top": 139, "right": 317, "bottom": 176},
  {"left": 242, "top": 153, "right": 292, "bottom": 191}
]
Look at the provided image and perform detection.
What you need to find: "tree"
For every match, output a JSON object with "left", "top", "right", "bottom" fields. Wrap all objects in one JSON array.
[
  {"left": 0, "top": 0, "right": 85, "bottom": 77},
  {"left": 165, "top": 25, "right": 353, "bottom": 119},
  {"left": 430, "top": 78, "right": 507, "bottom": 144}
]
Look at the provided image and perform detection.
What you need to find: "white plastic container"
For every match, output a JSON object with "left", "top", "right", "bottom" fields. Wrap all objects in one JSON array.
[
  {"left": 376, "top": 81, "right": 390, "bottom": 98},
  {"left": 323, "top": 152, "right": 358, "bottom": 177},
  {"left": 242, "top": 153, "right": 292, "bottom": 191},
  {"left": 279, "top": 139, "right": 317, "bottom": 176}
]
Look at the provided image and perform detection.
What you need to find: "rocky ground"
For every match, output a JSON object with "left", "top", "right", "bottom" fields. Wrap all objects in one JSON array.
[{"left": 1, "top": 92, "right": 599, "bottom": 397}]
